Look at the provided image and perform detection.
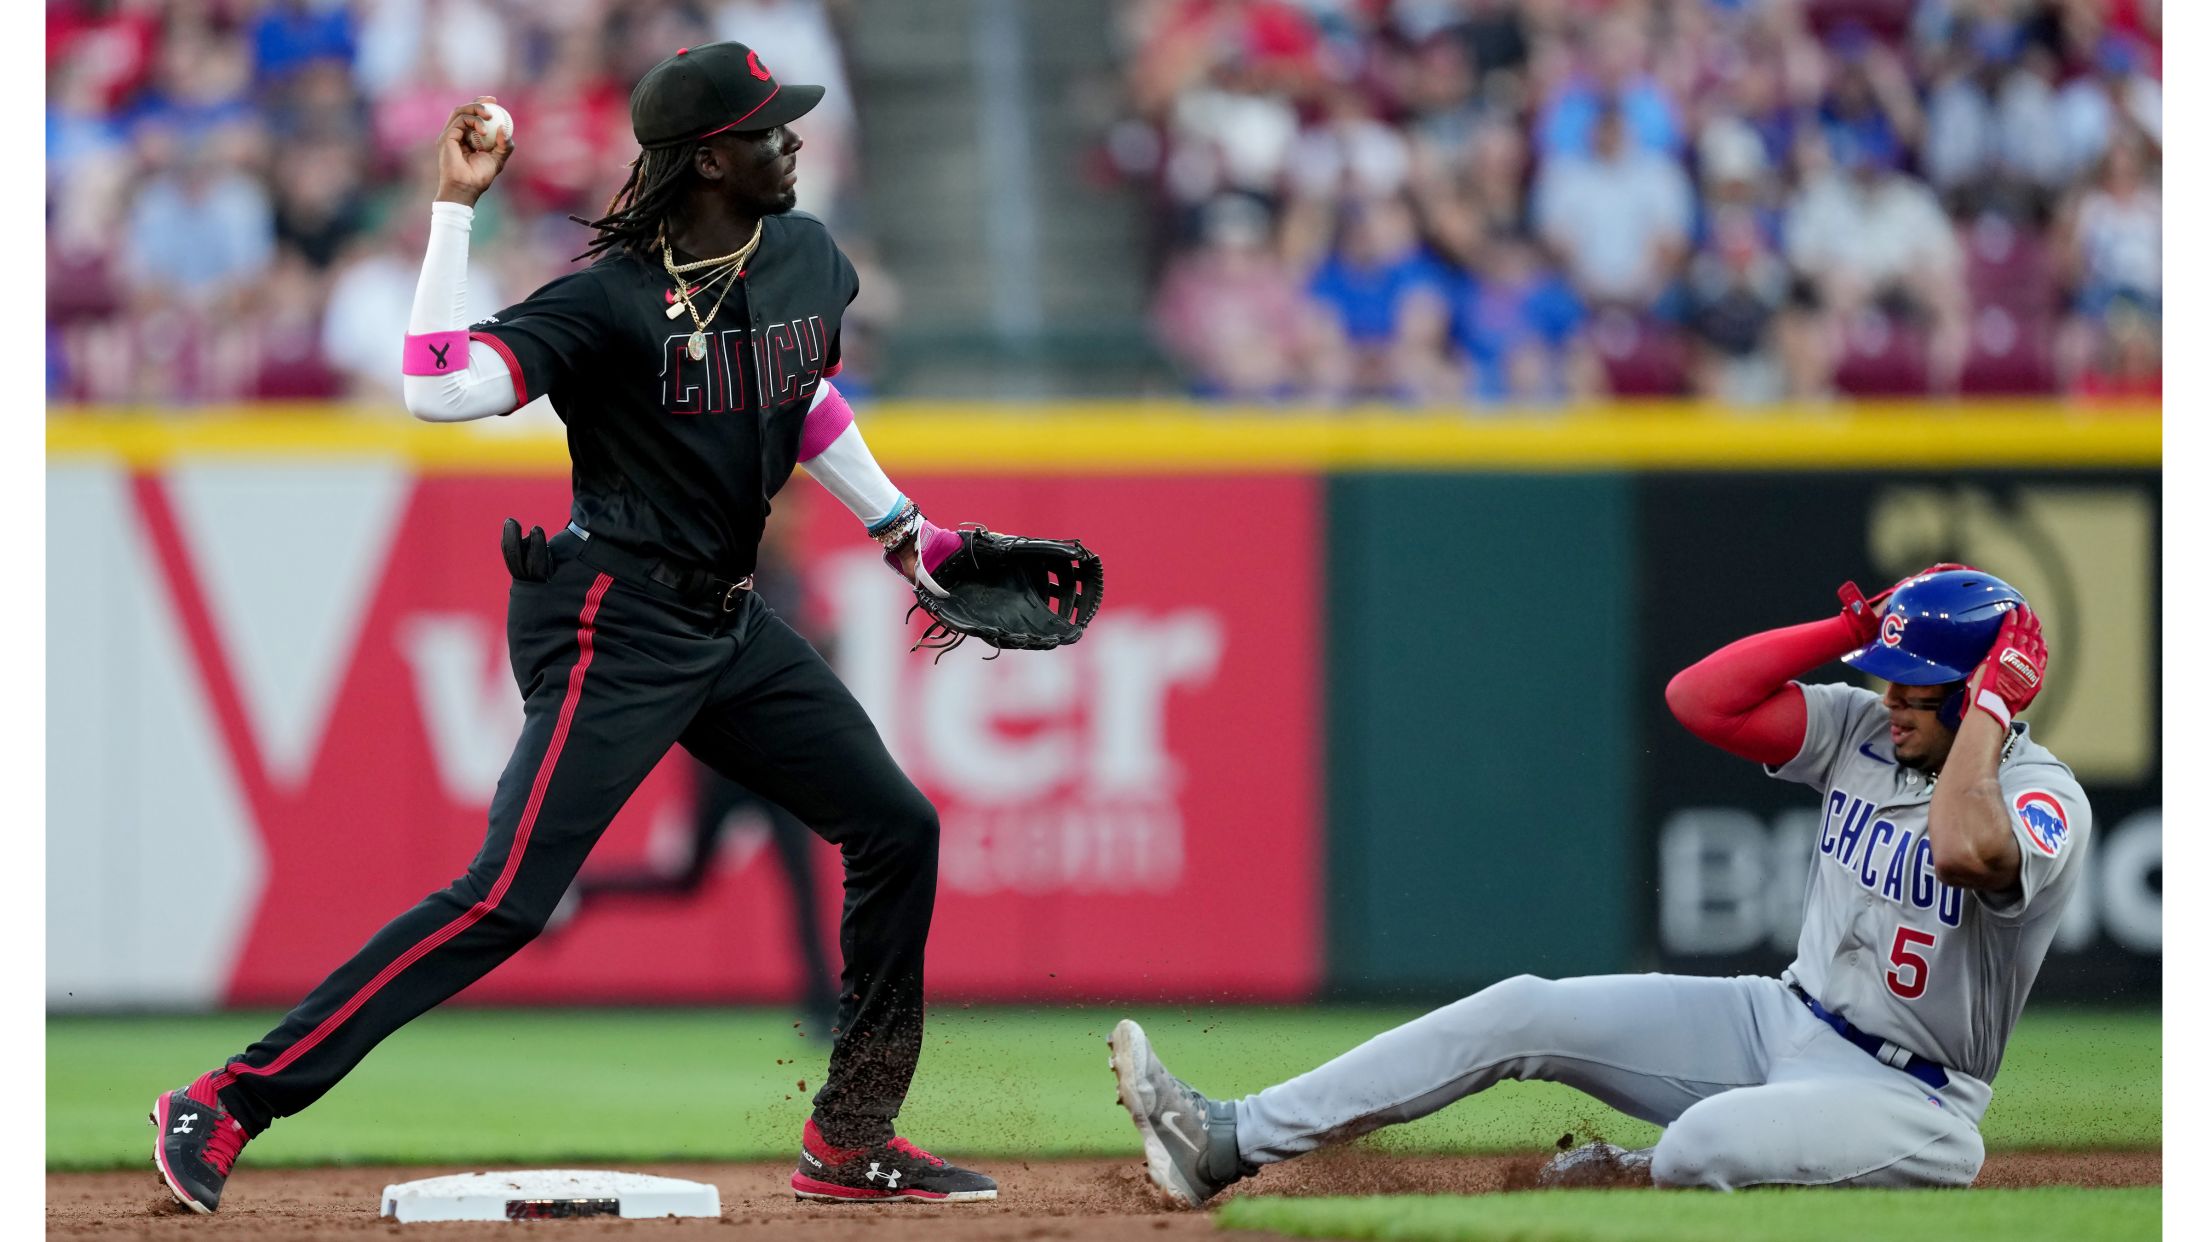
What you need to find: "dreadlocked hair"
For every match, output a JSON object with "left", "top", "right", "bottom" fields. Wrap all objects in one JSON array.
[{"left": 571, "top": 145, "right": 694, "bottom": 261}]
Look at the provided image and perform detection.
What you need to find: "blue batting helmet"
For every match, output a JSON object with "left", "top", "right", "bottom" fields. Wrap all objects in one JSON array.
[{"left": 1841, "top": 569, "right": 2026, "bottom": 686}]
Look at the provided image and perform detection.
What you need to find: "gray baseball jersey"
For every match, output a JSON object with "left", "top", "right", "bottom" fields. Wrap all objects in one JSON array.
[
  {"left": 1218, "top": 680, "right": 2090, "bottom": 1190},
  {"left": 1773, "top": 682, "right": 2091, "bottom": 1083}
]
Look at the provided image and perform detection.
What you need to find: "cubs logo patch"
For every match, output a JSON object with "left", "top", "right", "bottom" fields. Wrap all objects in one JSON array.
[
  {"left": 2014, "top": 791, "right": 2069, "bottom": 858},
  {"left": 1880, "top": 613, "right": 1906, "bottom": 647}
]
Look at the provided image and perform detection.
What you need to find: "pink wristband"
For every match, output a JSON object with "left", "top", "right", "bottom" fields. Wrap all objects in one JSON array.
[
  {"left": 798, "top": 382, "right": 855, "bottom": 462},
  {"left": 917, "top": 519, "right": 961, "bottom": 575},
  {"left": 403, "top": 331, "right": 471, "bottom": 376}
]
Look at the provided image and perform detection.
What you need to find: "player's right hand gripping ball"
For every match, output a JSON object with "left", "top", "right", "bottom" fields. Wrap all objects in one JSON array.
[{"left": 907, "top": 528, "right": 1103, "bottom": 657}]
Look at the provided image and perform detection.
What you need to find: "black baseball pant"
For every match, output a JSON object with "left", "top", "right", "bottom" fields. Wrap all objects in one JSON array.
[
  {"left": 576, "top": 764, "right": 841, "bottom": 1032},
  {"left": 211, "top": 529, "right": 936, "bottom": 1148}
]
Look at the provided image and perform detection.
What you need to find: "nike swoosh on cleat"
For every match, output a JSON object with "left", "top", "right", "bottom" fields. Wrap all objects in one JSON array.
[{"left": 1156, "top": 1109, "right": 1202, "bottom": 1149}]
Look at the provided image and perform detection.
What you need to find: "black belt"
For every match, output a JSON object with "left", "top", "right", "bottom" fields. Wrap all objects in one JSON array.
[
  {"left": 1787, "top": 981, "right": 1951, "bottom": 1091},
  {"left": 568, "top": 522, "right": 754, "bottom": 613}
]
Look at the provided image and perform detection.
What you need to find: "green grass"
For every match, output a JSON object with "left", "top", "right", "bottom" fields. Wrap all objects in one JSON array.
[
  {"left": 45, "top": 1005, "right": 2158, "bottom": 1170},
  {"left": 1217, "top": 1187, "right": 2160, "bottom": 1242}
]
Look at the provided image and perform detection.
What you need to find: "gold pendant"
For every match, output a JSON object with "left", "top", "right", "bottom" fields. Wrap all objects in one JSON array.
[{"left": 687, "top": 332, "right": 708, "bottom": 361}]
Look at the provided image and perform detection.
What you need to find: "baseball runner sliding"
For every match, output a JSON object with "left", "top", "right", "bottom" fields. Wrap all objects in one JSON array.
[
  {"left": 1110, "top": 567, "right": 2086, "bottom": 1201},
  {"left": 151, "top": 42, "right": 1097, "bottom": 1214}
]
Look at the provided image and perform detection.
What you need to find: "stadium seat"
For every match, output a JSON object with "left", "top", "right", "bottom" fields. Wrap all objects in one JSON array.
[
  {"left": 1965, "top": 215, "right": 2058, "bottom": 318},
  {"left": 1590, "top": 309, "right": 1689, "bottom": 397},
  {"left": 1832, "top": 310, "right": 1932, "bottom": 396},
  {"left": 1806, "top": 0, "right": 1913, "bottom": 43},
  {"left": 1957, "top": 307, "right": 2058, "bottom": 396}
]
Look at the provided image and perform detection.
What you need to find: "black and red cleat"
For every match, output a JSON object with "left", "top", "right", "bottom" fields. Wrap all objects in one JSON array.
[
  {"left": 790, "top": 1119, "right": 997, "bottom": 1202},
  {"left": 150, "top": 1072, "right": 250, "bottom": 1213}
]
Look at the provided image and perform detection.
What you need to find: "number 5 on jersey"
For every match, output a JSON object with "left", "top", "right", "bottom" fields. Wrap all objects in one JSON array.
[{"left": 1886, "top": 927, "right": 1936, "bottom": 999}]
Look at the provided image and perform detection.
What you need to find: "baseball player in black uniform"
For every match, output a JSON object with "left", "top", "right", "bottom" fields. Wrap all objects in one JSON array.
[{"left": 153, "top": 43, "right": 997, "bottom": 1211}]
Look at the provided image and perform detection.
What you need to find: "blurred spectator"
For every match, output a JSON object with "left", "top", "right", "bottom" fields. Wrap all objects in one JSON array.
[
  {"left": 2061, "top": 134, "right": 2160, "bottom": 316},
  {"left": 1451, "top": 234, "right": 1594, "bottom": 405},
  {"left": 1686, "top": 210, "right": 1790, "bottom": 405},
  {"left": 1153, "top": 197, "right": 1311, "bottom": 399},
  {"left": 2055, "top": 35, "right": 2160, "bottom": 184},
  {"left": 246, "top": 252, "right": 346, "bottom": 400},
  {"left": 1532, "top": 103, "right": 1692, "bottom": 311},
  {"left": 252, "top": 0, "right": 360, "bottom": 84},
  {"left": 272, "top": 148, "right": 371, "bottom": 269},
  {"left": 1535, "top": 14, "right": 1681, "bottom": 158},
  {"left": 47, "top": 0, "right": 161, "bottom": 112},
  {"left": 1289, "top": 88, "right": 1414, "bottom": 205},
  {"left": 1303, "top": 195, "right": 1458, "bottom": 402},
  {"left": 47, "top": 0, "right": 877, "bottom": 409},
  {"left": 2072, "top": 295, "right": 2159, "bottom": 401},
  {"left": 122, "top": 130, "right": 277, "bottom": 311},
  {"left": 1105, "top": 0, "right": 2163, "bottom": 405},
  {"left": 508, "top": 31, "right": 629, "bottom": 218},
  {"left": 1160, "top": 57, "right": 1301, "bottom": 232},
  {"left": 1816, "top": 28, "right": 1922, "bottom": 169},
  {"left": 121, "top": 15, "right": 258, "bottom": 143},
  {"left": 2054, "top": 133, "right": 2159, "bottom": 394},
  {"left": 1784, "top": 127, "right": 1966, "bottom": 392},
  {"left": 1416, "top": 118, "right": 1530, "bottom": 269},
  {"left": 1126, "top": 0, "right": 1329, "bottom": 121},
  {"left": 1398, "top": 34, "right": 1490, "bottom": 176}
]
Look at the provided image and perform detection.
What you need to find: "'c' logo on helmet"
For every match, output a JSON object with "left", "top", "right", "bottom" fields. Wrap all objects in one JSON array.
[
  {"left": 1879, "top": 613, "right": 1906, "bottom": 647},
  {"left": 748, "top": 50, "right": 772, "bottom": 80}
]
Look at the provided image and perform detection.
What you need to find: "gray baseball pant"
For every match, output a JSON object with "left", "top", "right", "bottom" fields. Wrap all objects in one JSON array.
[{"left": 1233, "top": 973, "right": 1989, "bottom": 1189}]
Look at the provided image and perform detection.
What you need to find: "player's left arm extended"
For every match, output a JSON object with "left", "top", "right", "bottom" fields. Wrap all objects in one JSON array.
[
  {"left": 1926, "top": 605, "right": 2047, "bottom": 891},
  {"left": 795, "top": 380, "right": 960, "bottom": 590}
]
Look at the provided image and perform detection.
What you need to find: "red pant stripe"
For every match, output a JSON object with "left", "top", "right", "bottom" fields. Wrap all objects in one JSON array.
[{"left": 216, "top": 573, "right": 615, "bottom": 1091}]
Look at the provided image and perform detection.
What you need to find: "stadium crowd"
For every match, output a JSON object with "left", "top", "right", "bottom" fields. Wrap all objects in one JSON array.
[
  {"left": 1111, "top": 0, "right": 2161, "bottom": 404},
  {"left": 46, "top": 0, "right": 878, "bottom": 407},
  {"left": 47, "top": 0, "right": 2161, "bottom": 410}
]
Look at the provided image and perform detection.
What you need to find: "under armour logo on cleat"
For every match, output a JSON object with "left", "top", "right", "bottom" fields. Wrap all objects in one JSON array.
[
  {"left": 172, "top": 1112, "right": 198, "bottom": 1135},
  {"left": 864, "top": 1162, "right": 901, "bottom": 1188}
]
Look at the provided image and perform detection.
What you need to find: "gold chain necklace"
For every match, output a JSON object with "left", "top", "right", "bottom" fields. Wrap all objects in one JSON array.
[{"left": 663, "top": 220, "right": 764, "bottom": 360}]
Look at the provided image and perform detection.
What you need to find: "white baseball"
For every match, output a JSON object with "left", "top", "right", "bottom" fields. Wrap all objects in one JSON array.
[{"left": 468, "top": 102, "right": 514, "bottom": 151}]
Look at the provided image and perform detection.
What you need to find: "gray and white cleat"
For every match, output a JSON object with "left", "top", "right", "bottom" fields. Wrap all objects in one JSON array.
[{"left": 1106, "top": 1018, "right": 1251, "bottom": 1207}]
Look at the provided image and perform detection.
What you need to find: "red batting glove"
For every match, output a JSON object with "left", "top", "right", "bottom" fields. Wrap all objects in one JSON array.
[
  {"left": 1963, "top": 604, "right": 2047, "bottom": 729},
  {"left": 1837, "top": 562, "right": 1981, "bottom": 645}
]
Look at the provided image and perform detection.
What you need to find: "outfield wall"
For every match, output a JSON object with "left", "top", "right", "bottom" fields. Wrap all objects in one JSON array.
[{"left": 45, "top": 403, "right": 2161, "bottom": 1009}]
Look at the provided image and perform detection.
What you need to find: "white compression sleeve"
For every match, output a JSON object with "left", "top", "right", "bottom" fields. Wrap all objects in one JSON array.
[
  {"left": 401, "top": 201, "right": 520, "bottom": 422},
  {"left": 797, "top": 382, "right": 906, "bottom": 529}
]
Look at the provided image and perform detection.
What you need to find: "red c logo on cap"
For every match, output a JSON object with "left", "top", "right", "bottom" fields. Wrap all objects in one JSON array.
[
  {"left": 1880, "top": 612, "right": 1906, "bottom": 647},
  {"left": 747, "top": 50, "right": 772, "bottom": 80}
]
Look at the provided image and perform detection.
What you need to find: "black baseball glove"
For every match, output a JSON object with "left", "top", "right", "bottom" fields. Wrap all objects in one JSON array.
[{"left": 907, "top": 526, "right": 1103, "bottom": 657}]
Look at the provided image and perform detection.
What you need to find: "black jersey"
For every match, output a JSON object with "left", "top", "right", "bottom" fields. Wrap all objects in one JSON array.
[{"left": 470, "top": 210, "right": 859, "bottom": 576}]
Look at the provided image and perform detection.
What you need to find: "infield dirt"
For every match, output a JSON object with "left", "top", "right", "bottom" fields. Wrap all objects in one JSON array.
[{"left": 46, "top": 1150, "right": 2159, "bottom": 1240}]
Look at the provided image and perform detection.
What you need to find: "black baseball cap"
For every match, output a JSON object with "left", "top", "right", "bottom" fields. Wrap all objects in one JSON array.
[{"left": 630, "top": 42, "right": 824, "bottom": 149}]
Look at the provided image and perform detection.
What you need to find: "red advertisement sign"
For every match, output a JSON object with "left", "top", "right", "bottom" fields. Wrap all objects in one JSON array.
[{"left": 125, "top": 468, "right": 1320, "bottom": 1005}]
